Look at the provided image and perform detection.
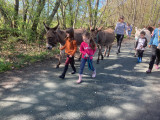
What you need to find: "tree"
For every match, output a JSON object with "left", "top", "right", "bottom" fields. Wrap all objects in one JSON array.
[{"left": 14, "top": 0, "right": 19, "bottom": 28}]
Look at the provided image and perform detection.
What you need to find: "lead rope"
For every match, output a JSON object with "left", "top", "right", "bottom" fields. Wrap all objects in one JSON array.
[{"left": 84, "top": 55, "right": 94, "bottom": 71}]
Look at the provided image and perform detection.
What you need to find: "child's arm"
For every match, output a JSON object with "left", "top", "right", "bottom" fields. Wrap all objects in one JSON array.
[
  {"left": 143, "top": 38, "right": 148, "bottom": 47},
  {"left": 149, "top": 29, "right": 156, "bottom": 45},
  {"left": 60, "top": 43, "right": 66, "bottom": 50},
  {"left": 71, "top": 40, "right": 77, "bottom": 56},
  {"left": 135, "top": 39, "right": 138, "bottom": 49},
  {"left": 80, "top": 43, "right": 87, "bottom": 55}
]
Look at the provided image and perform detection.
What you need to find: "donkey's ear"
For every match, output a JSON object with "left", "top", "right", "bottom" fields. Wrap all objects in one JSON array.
[
  {"left": 43, "top": 22, "right": 50, "bottom": 32},
  {"left": 51, "top": 23, "right": 59, "bottom": 31},
  {"left": 90, "top": 26, "right": 94, "bottom": 31},
  {"left": 97, "top": 26, "right": 103, "bottom": 31}
]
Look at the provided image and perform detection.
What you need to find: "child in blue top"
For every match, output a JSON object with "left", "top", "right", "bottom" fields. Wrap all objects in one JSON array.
[{"left": 146, "top": 20, "right": 160, "bottom": 73}]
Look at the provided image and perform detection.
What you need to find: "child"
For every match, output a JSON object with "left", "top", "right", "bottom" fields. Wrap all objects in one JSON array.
[
  {"left": 77, "top": 32, "right": 96, "bottom": 84},
  {"left": 135, "top": 31, "right": 147, "bottom": 63},
  {"left": 127, "top": 23, "right": 132, "bottom": 39},
  {"left": 59, "top": 28, "right": 77, "bottom": 79},
  {"left": 146, "top": 20, "right": 160, "bottom": 73}
]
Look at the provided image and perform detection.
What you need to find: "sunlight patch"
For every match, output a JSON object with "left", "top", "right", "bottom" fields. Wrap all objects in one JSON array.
[
  {"left": 104, "top": 64, "right": 123, "bottom": 70},
  {"left": 44, "top": 82, "right": 58, "bottom": 89},
  {"left": 47, "top": 111, "right": 81, "bottom": 120}
]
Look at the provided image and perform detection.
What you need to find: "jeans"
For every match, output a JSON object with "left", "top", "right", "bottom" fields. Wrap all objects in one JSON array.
[
  {"left": 79, "top": 58, "right": 95, "bottom": 74},
  {"left": 137, "top": 50, "right": 144, "bottom": 58}
]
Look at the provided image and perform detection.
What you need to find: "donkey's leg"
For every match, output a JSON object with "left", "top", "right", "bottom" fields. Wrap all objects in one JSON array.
[
  {"left": 97, "top": 45, "right": 100, "bottom": 64},
  {"left": 56, "top": 46, "right": 63, "bottom": 68},
  {"left": 103, "top": 46, "right": 108, "bottom": 57},
  {"left": 56, "top": 55, "right": 62, "bottom": 68},
  {"left": 100, "top": 46, "right": 104, "bottom": 60},
  {"left": 107, "top": 45, "right": 112, "bottom": 57},
  {"left": 78, "top": 53, "right": 82, "bottom": 61}
]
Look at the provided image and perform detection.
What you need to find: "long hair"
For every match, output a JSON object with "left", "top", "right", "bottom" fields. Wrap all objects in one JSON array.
[
  {"left": 118, "top": 15, "right": 124, "bottom": 22},
  {"left": 65, "top": 28, "right": 74, "bottom": 41},
  {"left": 82, "top": 32, "right": 96, "bottom": 50}
]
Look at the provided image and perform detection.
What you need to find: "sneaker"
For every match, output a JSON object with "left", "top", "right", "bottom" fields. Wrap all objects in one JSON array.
[
  {"left": 146, "top": 69, "right": 151, "bottom": 74},
  {"left": 92, "top": 70, "right": 96, "bottom": 78},
  {"left": 77, "top": 74, "right": 82, "bottom": 84},
  {"left": 71, "top": 71, "right": 76, "bottom": 74},
  {"left": 155, "top": 65, "right": 159, "bottom": 69},
  {"left": 59, "top": 74, "right": 65, "bottom": 79}
]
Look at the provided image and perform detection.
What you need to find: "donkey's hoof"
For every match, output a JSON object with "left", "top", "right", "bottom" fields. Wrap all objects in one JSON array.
[
  {"left": 97, "top": 61, "right": 99, "bottom": 64},
  {"left": 78, "top": 58, "right": 81, "bottom": 61},
  {"left": 56, "top": 66, "right": 59, "bottom": 68},
  {"left": 107, "top": 55, "right": 109, "bottom": 57}
]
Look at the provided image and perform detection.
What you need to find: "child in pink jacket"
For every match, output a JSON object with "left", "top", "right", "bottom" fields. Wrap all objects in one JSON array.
[{"left": 77, "top": 32, "right": 96, "bottom": 83}]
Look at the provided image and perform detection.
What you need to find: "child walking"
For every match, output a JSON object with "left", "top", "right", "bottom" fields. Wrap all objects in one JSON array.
[
  {"left": 59, "top": 28, "right": 77, "bottom": 79},
  {"left": 77, "top": 32, "right": 96, "bottom": 84},
  {"left": 135, "top": 31, "right": 147, "bottom": 63},
  {"left": 146, "top": 20, "right": 160, "bottom": 73}
]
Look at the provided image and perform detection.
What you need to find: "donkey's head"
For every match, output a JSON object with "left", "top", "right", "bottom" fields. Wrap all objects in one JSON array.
[
  {"left": 90, "top": 26, "right": 103, "bottom": 42},
  {"left": 43, "top": 22, "right": 59, "bottom": 50}
]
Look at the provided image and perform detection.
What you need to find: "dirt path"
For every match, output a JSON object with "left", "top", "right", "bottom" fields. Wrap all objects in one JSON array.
[{"left": 0, "top": 39, "right": 160, "bottom": 120}]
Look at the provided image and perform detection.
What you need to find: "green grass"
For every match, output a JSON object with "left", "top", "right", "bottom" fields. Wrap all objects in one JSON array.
[{"left": 0, "top": 49, "right": 59, "bottom": 73}]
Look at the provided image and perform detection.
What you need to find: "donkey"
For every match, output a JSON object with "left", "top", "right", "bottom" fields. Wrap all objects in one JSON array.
[
  {"left": 90, "top": 27, "right": 115, "bottom": 64},
  {"left": 43, "top": 22, "right": 85, "bottom": 68}
]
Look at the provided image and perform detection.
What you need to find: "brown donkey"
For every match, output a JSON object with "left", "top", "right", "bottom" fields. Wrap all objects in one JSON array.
[
  {"left": 90, "top": 27, "right": 115, "bottom": 64},
  {"left": 43, "top": 22, "right": 85, "bottom": 68}
]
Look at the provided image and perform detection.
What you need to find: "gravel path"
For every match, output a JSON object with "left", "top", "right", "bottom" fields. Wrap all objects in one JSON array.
[{"left": 0, "top": 39, "right": 160, "bottom": 120}]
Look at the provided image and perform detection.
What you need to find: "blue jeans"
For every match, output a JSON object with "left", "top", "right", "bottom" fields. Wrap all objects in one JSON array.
[{"left": 79, "top": 58, "right": 95, "bottom": 74}]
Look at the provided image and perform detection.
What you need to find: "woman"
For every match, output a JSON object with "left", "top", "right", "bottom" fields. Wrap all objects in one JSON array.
[
  {"left": 146, "top": 20, "right": 160, "bottom": 73},
  {"left": 115, "top": 16, "right": 128, "bottom": 54}
]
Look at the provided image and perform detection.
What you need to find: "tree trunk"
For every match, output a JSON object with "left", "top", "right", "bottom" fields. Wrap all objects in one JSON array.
[
  {"left": 14, "top": 0, "right": 19, "bottom": 28},
  {"left": 68, "top": 0, "right": 73, "bottom": 27},
  {"left": 31, "top": 0, "right": 46, "bottom": 32},
  {"left": 40, "top": 0, "right": 61, "bottom": 38},
  {"left": 73, "top": 0, "right": 80, "bottom": 29},
  {"left": 60, "top": 1, "right": 67, "bottom": 29},
  {"left": 87, "top": 0, "right": 93, "bottom": 27},
  {"left": 93, "top": 0, "right": 99, "bottom": 29},
  {"left": 132, "top": 0, "right": 137, "bottom": 27},
  {"left": 150, "top": 0, "right": 158, "bottom": 25},
  {"left": 22, "top": 0, "right": 29, "bottom": 29}
]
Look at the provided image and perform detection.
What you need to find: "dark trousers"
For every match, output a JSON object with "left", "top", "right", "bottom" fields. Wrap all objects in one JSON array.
[
  {"left": 137, "top": 50, "right": 144, "bottom": 58},
  {"left": 116, "top": 34, "right": 124, "bottom": 52},
  {"left": 149, "top": 45, "right": 160, "bottom": 70},
  {"left": 79, "top": 58, "right": 95, "bottom": 74},
  {"left": 61, "top": 55, "right": 76, "bottom": 76}
]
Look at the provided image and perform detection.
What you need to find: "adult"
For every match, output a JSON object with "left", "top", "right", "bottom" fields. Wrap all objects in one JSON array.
[
  {"left": 127, "top": 23, "right": 132, "bottom": 39},
  {"left": 115, "top": 16, "right": 128, "bottom": 54},
  {"left": 146, "top": 20, "right": 160, "bottom": 73}
]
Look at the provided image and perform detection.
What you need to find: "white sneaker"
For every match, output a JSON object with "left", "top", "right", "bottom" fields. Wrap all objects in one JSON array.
[{"left": 92, "top": 70, "right": 96, "bottom": 78}]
